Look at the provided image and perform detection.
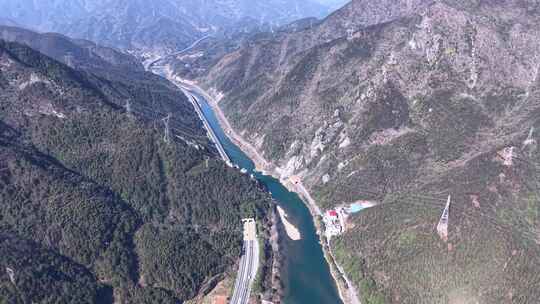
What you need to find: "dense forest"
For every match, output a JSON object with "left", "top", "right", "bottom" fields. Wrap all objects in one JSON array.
[{"left": 0, "top": 38, "right": 271, "bottom": 303}]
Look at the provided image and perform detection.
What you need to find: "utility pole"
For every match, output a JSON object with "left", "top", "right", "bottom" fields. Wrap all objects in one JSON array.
[
  {"left": 503, "top": 146, "right": 515, "bottom": 167},
  {"left": 125, "top": 99, "right": 132, "bottom": 117},
  {"left": 5, "top": 267, "right": 15, "bottom": 285},
  {"left": 162, "top": 113, "right": 171, "bottom": 144},
  {"left": 347, "top": 28, "right": 355, "bottom": 41},
  {"left": 65, "top": 52, "right": 74, "bottom": 68},
  {"left": 437, "top": 195, "right": 451, "bottom": 242},
  {"left": 524, "top": 127, "right": 536, "bottom": 148},
  {"left": 87, "top": 43, "right": 97, "bottom": 59},
  {"left": 528, "top": 127, "right": 535, "bottom": 141}
]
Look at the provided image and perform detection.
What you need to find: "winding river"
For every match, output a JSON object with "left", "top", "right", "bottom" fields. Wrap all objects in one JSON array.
[{"left": 190, "top": 91, "right": 343, "bottom": 304}]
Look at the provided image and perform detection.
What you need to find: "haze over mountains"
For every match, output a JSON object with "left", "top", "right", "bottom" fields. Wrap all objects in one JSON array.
[{"left": 0, "top": 0, "right": 336, "bottom": 56}]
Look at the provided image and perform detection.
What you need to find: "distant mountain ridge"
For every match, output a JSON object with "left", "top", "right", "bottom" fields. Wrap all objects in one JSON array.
[
  {"left": 0, "top": 0, "right": 334, "bottom": 56},
  {"left": 0, "top": 25, "right": 143, "bottom": 72}
]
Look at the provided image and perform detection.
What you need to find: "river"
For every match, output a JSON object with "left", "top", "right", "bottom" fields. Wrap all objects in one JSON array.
[{"left": 189, "top": 91, "right": 343, "bottom": 304}]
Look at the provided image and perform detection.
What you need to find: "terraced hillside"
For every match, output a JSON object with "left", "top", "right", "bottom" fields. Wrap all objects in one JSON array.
[
  {"left": 0, "top": 31, "right": 271, "bottom": 303},
  {"left": 176, "top": 0, "right": 540, "bottom": 303}
]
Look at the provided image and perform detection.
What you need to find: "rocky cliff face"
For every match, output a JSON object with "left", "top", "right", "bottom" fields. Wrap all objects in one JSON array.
[
  {"left": 191, "top": 0, "right": 540, "bottom": 302},
  {"left": 201, "top": 0, "right": 540, "bottom": 206}
]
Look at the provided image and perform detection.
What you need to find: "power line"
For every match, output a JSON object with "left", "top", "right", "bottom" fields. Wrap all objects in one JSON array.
[
  {"left": 416, "top": 202, "right": 535, "bottom": 245},
  {"left": 131, "top": 104, "right": 202, "bottom": 132},
  {"left": 373, "top": 191, "right": 540, "bottom": 245},
  {"left": 162, "top": 113, "right": 171, "bottom": 144},
  {"left": 125, "top": 99, "right": 132, "bottom": 117},
  {"left": 123, "top": 102, "right": 209, "bottom": 143},
  {"left": 436, "top": 195, "right": 451, "bottom": 241}
]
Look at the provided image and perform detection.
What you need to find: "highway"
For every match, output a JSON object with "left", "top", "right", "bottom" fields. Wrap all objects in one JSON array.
[
  {"left": 146, "top": 35, "right": 210, "bottom": 70},
  {"left": 147, "top": 37, "right": 231, "bottom": 165},
  {"left": 230, "top": 219, "right": 259, "bottom": 304},
  {"left": 150, "top": 57, "right": 259, "bottom": 303},
  {"left": 181, "top": 89, "right": 232, "bottom": 166}
]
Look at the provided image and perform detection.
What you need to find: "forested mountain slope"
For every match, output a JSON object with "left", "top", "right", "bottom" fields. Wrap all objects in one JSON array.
[
  {"left": 0, "top": 34, "right": 270, "bottom": 303},
  {"left": 0, "top": 25, "right": 143, "bottom": 73},
  {"left": 182, "top": 0, "right": 540, "bottom": 303}
]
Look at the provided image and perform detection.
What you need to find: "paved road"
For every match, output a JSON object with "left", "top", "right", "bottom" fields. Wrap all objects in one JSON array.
[
  {"left": 181, "top": 89, "right": 232, "bottom": 166},
  {"left": 148, "top": 42, "right": 231, "bottom": 166},
  {"left": 230, "top": 220, "right": 258, "bottom": 304},
  {"left": 150, "top": 59, "right": 259, "bottom": 303},
  {"left": 146, "top": 35, "right": 210, "bottom": 70}
]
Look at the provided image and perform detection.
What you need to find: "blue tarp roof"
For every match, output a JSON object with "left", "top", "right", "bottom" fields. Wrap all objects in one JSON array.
[{"left": 349, "top": 203, "right": 364, "bottom": 213}]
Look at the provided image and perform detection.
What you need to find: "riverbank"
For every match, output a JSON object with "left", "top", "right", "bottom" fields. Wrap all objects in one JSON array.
[
  {"left": 150, "top": 67, "right": 283, "bottom": 304},
  {"left": 184, "top": 80, "right": 360, "bottom": 304}
]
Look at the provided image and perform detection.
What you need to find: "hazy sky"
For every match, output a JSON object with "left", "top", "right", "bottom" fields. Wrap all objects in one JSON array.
[{"left": 315, "top": 0, "right": 349, "bottom": 7}]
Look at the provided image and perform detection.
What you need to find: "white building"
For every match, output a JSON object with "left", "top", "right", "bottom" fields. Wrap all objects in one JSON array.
[{"left": 323, "top": 209, "right": 342, "bottom": 240}]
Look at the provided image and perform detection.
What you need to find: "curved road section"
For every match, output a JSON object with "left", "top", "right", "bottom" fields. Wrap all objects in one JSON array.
[
  {"left": 146, "top": 35, "right": 211, "bottom": 70},
  {"left": 230, "top": 219, "right": 259, "bottom": 304}
]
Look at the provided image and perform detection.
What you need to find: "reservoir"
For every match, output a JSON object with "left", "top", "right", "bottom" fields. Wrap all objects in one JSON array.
[{"left": 191, "top": 91, "right": 343, "bottom": 304}]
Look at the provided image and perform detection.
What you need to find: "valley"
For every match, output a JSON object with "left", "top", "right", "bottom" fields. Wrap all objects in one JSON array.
[
  {"left": 0, "top": 0, "right": 337, "bottom": 58},
  {"left": 3, "top": 0, "right": 540, "bottom": 303},
  {"left": 160, "top": 71, "right": 345, "bottom": 303},
  {"left": 166, "top": 0, "right": 540, "bottom": 303}
]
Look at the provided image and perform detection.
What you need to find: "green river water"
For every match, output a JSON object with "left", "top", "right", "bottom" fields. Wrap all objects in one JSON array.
[{"left": 192, "top": 92, "right": 343, "bottom": 304}]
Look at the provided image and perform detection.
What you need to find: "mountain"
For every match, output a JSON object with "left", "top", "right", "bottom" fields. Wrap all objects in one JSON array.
[
  {"left": 0, "top": 28, "right": 271, "bottom": 303},
  {"left": 0, "top": 0, "right": 333, "bottom": 56},
  {"left": 0, "top": 25, "right": 143, "bottom": 73},
  {"left": 0, "top": 17, "right": 18, "bottom": 27},
  {"left": 175, "top": 0, "right": 540, "bottom": 303}
]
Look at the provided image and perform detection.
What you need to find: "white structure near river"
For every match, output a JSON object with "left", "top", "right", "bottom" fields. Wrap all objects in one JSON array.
[{"left": 323, "top": 201, "right": 377, "bottom": 242}]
